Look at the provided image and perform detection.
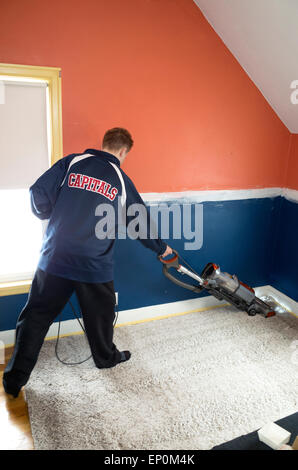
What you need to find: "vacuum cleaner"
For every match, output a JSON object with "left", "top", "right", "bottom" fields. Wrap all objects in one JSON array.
[{"left": 159, "top": 250, "right": 277, "bottom": 318}]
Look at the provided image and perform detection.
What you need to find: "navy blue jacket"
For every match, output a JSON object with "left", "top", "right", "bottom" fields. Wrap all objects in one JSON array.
[{"left": 30, "top": 149, "right": 167, "bottom": 282}]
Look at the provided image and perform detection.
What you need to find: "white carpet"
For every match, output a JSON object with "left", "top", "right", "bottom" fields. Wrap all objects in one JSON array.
[{"left": 25, "top": 306, "right": 298, "bottom": 450}]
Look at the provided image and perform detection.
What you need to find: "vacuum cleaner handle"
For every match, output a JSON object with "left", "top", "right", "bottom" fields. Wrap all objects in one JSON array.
[
  {"left": 162, "top": 265, "right": 203, "bottom": 292},
  {"left": 159, "top": 250, "right": 203, "bottom": 293},
  {"left": 158, "top": 249, "right": 180, "bottom": 268}
]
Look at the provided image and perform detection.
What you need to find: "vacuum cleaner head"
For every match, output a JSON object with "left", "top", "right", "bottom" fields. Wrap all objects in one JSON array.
[
  {"left": 259, "top": 295, "right": 288, "bottom": 315},
  {"left": 200, "top": 263, "right": 276, "bottom": 317},
  {"left": 160, "top": 251, "right": 277, "bottom": 318}
]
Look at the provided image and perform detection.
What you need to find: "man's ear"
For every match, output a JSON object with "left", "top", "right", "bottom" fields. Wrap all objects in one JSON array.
[{"left": 119, "top": 147, "right": 128, "bottom": 160}]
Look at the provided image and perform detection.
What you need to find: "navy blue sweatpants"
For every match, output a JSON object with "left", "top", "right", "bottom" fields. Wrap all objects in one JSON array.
[{"left": 3, "top": 268, "right": 122, "bottom": 392}]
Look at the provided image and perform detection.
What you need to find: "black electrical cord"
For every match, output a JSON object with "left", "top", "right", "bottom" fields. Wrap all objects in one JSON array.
[{"left": 55, "top": 299, "right": 119, "bottom": 366}]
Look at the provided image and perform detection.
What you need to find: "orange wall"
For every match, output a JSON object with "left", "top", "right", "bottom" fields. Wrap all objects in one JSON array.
[
  {"left": 0, "top": 0, "right": 291, "bottom": 192},
  {"left": 286, "top": 135, "right": 298, "bottom": 190}
]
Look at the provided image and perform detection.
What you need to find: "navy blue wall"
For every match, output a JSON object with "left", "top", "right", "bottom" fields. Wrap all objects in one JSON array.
[
  {"left": 0, "top": 196, "right": 282, "bottom": 332},
  {"left": 270, "top": 198, "right": 298, "bottom": 301},
  {"left": 114, "top": 197, "right": 278, "bottom": 310}
]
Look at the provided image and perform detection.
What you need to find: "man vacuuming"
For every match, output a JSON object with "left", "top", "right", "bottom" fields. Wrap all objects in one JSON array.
[{"left": 3, "top": 127, "right": 172, "bottom": 398}]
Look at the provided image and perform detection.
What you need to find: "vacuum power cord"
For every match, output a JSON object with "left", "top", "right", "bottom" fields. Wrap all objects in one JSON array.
[{"left": 55, "top": 300, "right": 119, "bottom": 366}]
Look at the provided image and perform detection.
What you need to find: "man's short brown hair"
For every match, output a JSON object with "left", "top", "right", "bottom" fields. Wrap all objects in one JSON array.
[{"left": 102, "top": 127, "right": 134, "bottom": 153}]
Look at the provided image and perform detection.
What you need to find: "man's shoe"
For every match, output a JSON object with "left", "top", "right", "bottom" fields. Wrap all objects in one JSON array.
[
  {"left": 2, "top": 378, "right": 21, "bottom": 398},
  {"left": 119, "top": 350, "right": 131, "bottom": 363}
]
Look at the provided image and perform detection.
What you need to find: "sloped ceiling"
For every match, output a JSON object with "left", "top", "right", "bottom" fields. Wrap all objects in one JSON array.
[{"left": 194, "top": 0, "right": 298, "bottom": 133}]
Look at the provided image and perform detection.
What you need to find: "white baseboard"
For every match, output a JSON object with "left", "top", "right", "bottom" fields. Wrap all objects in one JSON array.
[
  {"left": 0, "top": 293, "right": 228, "bottom": 348},
  {"left": 115, "top": 293, "right": 227, "bottom": 326},
  {"left": 0, "top": 317, "right": 86, "bottom": 349},
  {"left": 0, "top": 285, "right": 297, "bottom": 349}
]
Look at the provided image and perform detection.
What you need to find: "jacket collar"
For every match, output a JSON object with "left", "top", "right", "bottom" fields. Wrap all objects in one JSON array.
[{"left": 84, "top": 148, "right": 121, "bottom": 166}]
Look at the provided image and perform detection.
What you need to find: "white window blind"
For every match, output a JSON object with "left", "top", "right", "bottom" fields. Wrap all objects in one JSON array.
[
  {"left": 0, "top": 80, "right": 49, "bottom": 189},
  {"left": 0, "top": 78, "right": 50, "bottom": 282}
]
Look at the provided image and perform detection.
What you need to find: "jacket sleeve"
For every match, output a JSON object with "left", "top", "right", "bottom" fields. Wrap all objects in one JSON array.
[
  {"left": 29, "top": 155, "right": 74, "bottom": 220},
  {"left": 124, "top": 175, "right": 167, "bottom": 256}
]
